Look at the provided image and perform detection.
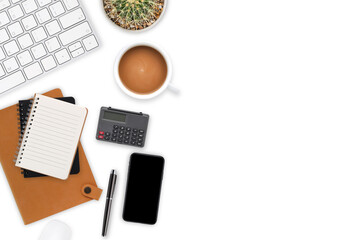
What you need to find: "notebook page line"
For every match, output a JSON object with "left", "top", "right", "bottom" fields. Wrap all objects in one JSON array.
[
  {"left": 36, "top": 108, "right": 80, "bottom": 122},
  {"left": 29, "top": 136, "right": 74, "bottom": 150},
  {"left": 24, "top": 148, "right": 69, "bottom": 161},
  {"left": 26, "top": 141, "right": 71, "bottom": 154},
  {"left": 29, "top": 145, "right": 68, "bottom": 158},
  {"left": 30, "top": 132, "right": 74, "bottom": 147},
  {"left": 39, "top": 105, "right": 82, "bottom": 118},
  {"left": 30, "top": 126, "right": 75, "bottom": 140},
  {"left": 23, "top": 156, "right": 66, "bottom": 170},
  {"left": 35, "top": 120, "right": 78, "bottom": 132},
  {"left": 32, "top": 121, "right": 76, "bottom": 136},
  {"left": 34, "top": 113, "right": 79, "bottom": 127},
  {"left": 25, "top": 152, "right": 69, "bottom": 165}
]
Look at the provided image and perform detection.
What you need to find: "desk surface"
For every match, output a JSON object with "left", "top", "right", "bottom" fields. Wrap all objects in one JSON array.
[{"left": 1, "top": 1, "right": 360, "bottom": 239}]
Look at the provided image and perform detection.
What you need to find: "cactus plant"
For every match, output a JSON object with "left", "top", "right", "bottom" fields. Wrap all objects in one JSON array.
[{"left": 103, "top": 0, "right": 165, "bottom": 30}]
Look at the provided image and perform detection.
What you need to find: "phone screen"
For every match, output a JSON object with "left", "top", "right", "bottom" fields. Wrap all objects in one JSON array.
[{"left": 123, "top": 153, "right": 165, "bottom": 224}]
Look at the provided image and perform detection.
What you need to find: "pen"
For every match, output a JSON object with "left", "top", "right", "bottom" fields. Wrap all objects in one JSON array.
[{"left": 102, "top": 170, "right": 117, "bottom": 237}]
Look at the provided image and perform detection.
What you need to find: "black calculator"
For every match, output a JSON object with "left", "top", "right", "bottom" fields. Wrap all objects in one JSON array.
[{"left": 96, "top": 107, "right": 149, "bottom": 147}]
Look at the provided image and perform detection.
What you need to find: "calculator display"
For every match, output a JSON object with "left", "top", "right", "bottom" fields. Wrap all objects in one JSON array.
[{"left": 103, "top": 111, "right": 126, "bottom": 123}]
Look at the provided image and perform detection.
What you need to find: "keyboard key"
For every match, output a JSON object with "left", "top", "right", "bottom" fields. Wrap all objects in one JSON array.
[
  {"left": 59, "top": 8, "right": 85, "bottom": 29},
  {"left": 0, "top": 28, "right": 9, "bottom": 43},
  {"left": 11, "top": 0, "right": 21, "bottom": 3},
  {"left": 0, "top": 47, "right": 5, "bottom": 60},
  {"left": 44, "top": 37, "right": 60, "bottom": 52},
  {"left": 31, "top": 44, "right": 46, "bottom": 59},
  {"left": 36, "top": 0, "right": 51, "bottom": 7},
  {"left": 0, "top": 12, "right": 9, "bottom": 27},
  {"left": 18, "top": 34, "right": 33, "bottom": 49},
  {"left": 17, "top": 51, "right": 33, "bottom": 66},
  {"left": 32, "top": 27, "right": 47, "bottom": 42},
  {"left": 0, "top": 0, "right": 10, "bottom": 11},
  {"left": 45, "top": 20, "right": 61, "bottom": 35},
  {"left": 70, "top": 47, "right": 84, "bottom": 57},
  {"left": 49, "top": 2, "right": 65, "bottom": 17},
  {"left": 82, "top": 35, "right": 98, "bottom": 51},
  {"left": 8, "top": 5, "right": 23, "bottom": 20},
  {"left": 3, "top": 57, "right": 19, "bottom": 72},
  {"left": 8, "top": 22, "right": 23, "bottom": 37},
  {"left": 35, "top": 8, "right": 51, "bottom": 24},
  {"left": 59, "top": 22, "right": 91, "bottom": 45},
  {"left": 24, "top": 62, "right": 42, "bottom": 79},
  {"left": 22, "top": 15, "right": 37, "bottom": 30},
  {"left": 69, "top": 42, "right": 81, "bottom": 51},
  {"left": 0, "top": 71, "right": 25, "bottom": 94},
  {"left": 0, "top": 64, "right": 4, "bottom": 76},
  {"left": 22, "top": 0, "right": 38, "bottom": 14},
  {"left": 54, "top": 49, "right": 70, "bottom": 64},
  {"left": 4, "top": 40, "right": 19, "bottom": 55},
  {"left": 41, "top": 55, "right": 56, "bottom": 71},
  {"left": 63, "top": 0, "right": 79, "bottom": 10}
]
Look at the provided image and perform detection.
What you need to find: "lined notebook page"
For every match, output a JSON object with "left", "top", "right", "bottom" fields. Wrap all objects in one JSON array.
[{"left": 15, "top": 94, "right": 87, "bottom": 180}]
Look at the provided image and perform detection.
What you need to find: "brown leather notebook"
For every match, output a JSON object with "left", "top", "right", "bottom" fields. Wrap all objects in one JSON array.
[{"left": 0, "top": 88, "right": 102, "bottom": 225}]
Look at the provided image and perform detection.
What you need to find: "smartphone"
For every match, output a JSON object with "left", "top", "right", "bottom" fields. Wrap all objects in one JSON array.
[{"left": 122, "top": 153, "right": 165, "bottom": 224}]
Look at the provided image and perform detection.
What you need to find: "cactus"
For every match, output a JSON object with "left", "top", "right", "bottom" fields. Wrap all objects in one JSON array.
[{"left": 104, "top": 0, "right": 164, "bottom": 30}]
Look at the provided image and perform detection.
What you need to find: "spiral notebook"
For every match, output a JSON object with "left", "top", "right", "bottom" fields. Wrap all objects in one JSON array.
[
  {"left": 18, "top": 97, "right": 80, "bottom": 178},
  {"left": 15, "top": 94, "right": 88, "bottom": 180}
]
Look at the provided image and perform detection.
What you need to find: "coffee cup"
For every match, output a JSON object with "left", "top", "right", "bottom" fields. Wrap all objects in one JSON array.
[{"left": 114, "top": 42, "right": 177, "bottom": 100}]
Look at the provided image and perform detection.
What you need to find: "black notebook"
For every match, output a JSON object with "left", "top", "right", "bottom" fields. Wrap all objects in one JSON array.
[{"left": 18, "top": 97, "right": 80, "bottom": 178}]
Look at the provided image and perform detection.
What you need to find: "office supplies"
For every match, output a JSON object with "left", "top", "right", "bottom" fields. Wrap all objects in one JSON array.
[
  {"left": 0, "top": 0, "right": 99, "bottom": 95},
  {"left": 96, "top": 107, "right": 149, "bottom": 147},
  {"left": 18, "top": 97, "right": 80, "bottom": 178},
  {"left": 123, "top": 153, "right": 164, "bottom": 224},
  {"left": 103, "top": 0, "right": 166, "bottom": 31},
  {"left": 102, "top": 170, "right": 117, "bottom": 237},
  {"left": 114, "top": 42, "right": 177, "bottom": 99},
  {"left": 0, "top": 88, "right": 102, "bottom": 225},
  {"left": 15, "top": 93, "right": 87, "bottom": 180},
  {"left": 39, "top": 220, "right": 72, "bottom": 240}
]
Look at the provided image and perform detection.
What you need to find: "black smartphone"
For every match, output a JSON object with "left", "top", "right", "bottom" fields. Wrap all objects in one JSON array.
[{"left": 123, "top": 153, "right": 165, "bottom": 224}]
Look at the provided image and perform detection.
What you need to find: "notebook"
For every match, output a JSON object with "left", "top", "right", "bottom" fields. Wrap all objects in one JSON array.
[
  {"left": 18, "top": 97, "right": 80, "bottom": 178},
  {"left": 0, "top": 89, "right": 102, "bottom": 225},
  {"left": 15, "top": 94, "right": 87, "bottom": 180}
]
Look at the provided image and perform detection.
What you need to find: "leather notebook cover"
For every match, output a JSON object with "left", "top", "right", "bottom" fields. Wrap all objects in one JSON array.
[
  {"left": 19, "top": 97, "right": 80, "bottom": 178},
  {"left": 0, "top": 88, "right": 102, "bottom": 225}
]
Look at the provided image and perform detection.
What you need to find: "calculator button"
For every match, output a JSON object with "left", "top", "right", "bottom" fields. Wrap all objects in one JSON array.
[
  {"left": 98, "top": 135, "right": 103, "bottom": 139},
  {"left": 105, "top": 136, "right": 110, "bottom": 140},
  {"left": 126, "top": 127, "right": 131, "bottom": 131},
  {"left": 112, "top": 133, "right": 117, "bottom": 137},
  {"left": 105, "top": 132, "right": 110, "bottom": 136},
  {"left": 113, "top": 129, "right": 118, "bottom": 133},
  {"left": 117, "top": 139, "right": 123, "bottom": 143},
  {"left": 113, "top": 125, "right": 119, "bottom": 129},
  {"left": 138, "top": 134, "right": 144, "bottom": 138},
  {"left": 131, "top": 141, "right": 136, "bottom": 145},
  {"left": 118, "top": 135, "right": 123, "bottom": 139},
  {"left": 125, "top": 136, "right": 130, "bottom": 140},
  {"left": 111, "top": 138, "right": 116, "bottom": 142},
  {"left": 132, "top": 133, "right": 137, "bottom": 137},
  {"left": 120, "top": 126, "right": 125, "bottom": 130},
  {"left": 125, "top": 132, "right": 130, "bottom": 135},
  {"left": 139, "top": 130, "right": 144, "bottom": 133},
  {"left": 99, "top": 131, "right": 104, "bottom": 135},
  {"left": 119, "top": 130, "right": 124, "bottom": 134},
  {"left": 137, "top": 142, "right": 142, "bottom": 146},
  {"left": 124, "top": 140, "right": 129, "bottom": 144},
  {"left": 133, "top": 129, "right": 138, "bottom": 132},
  {"left": 138, "top": 138, "right": 143, "bottom": 142}
]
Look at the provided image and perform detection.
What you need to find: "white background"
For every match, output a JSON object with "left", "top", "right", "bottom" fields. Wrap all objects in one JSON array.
[{"left": 1, "top": 0, "right": 360, "bottom": 239}]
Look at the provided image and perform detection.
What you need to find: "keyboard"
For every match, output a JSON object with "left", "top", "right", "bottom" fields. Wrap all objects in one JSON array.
[{"left": 0, "top": 0, "right": 99, "bottom": 95}]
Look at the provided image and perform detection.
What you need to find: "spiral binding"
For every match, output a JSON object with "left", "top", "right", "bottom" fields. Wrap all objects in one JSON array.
[{"left": 13, "top": 98, "right": 38, "bottom": 164}]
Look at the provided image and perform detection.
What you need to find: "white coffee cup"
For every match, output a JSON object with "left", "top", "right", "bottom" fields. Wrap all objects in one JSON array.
[{"left": 114, "top": 42, "right": 177, "bottom": 100}]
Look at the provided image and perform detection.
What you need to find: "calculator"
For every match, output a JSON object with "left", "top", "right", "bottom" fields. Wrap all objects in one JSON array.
[{"left": 96, "top": 107, "right": 149, "bottom": 147}]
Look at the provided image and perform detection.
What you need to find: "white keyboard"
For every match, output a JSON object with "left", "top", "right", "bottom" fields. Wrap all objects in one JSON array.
[{"left": 0, "top": 0, "right": 99, "bottom": 95}]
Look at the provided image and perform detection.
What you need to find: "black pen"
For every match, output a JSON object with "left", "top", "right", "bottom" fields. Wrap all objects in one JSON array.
[{"left": 102, "top": 170, "right": 117, "bottom": 237}]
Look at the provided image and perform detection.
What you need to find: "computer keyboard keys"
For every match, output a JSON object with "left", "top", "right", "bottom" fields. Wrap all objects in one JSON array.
[
  {"left": 0, "top": 28, "right": 8, "bottom": 43},
  {"left": 18, "top": 34, "right": 33, "bottom": 49},
  {"left": 4, "top": 40, "right": 19, "bottom": 55},
  {"left": 0, "top": 47, "right": 5, "bottom": 60},
  {"left": 71, "top": 47, "right": 84, "bottom": 58},
  {"left": 0, "top": 64, "right": 4, "bottom": 77},
  {"left": 55, "top": 49, "right": 70, "bottom": 64},
  {"left": 8, "top": 5, "right": 23, "bottom": 20},
  {"left": 0, "top": 12, "right": 9, "bottom": 27},
  {"left": 59, "top": 22, "right": 91, "bottom": 45},
  {"left": 83, "top": 35, "right": 98, "bottom": 51},
  {"left": 36, "top": 0, "right": 51, "bottom": 7},
  {"left": 17, "top": 51, "right": 33, "bottom": 66},
  {"left": 69, "top": 42, "right": 81, "bottom": 51},
  {"left": 59, "top": 8, "right": 85, "bottom": 29},
  {"left": 36, "top": 8, "right": 51, "bottom": 24},
  {"left": 45, "top": 20, "right": 61, "bottom": 35},
  {"left": 0, "top": 0, "right": 10, "bottom": 11},
  {"left": 63, "top": 0, "right": 79, "bottom": 10},
  {"left": 24, "top": 62, "right": 42, "bottom": 79},
  {"left": 4, "top": 57, "right": 19, "bottom": 72},
  {"left": 8, "top": 22, "right": 23, "bottom": 37},
  {"left": 22, "top": 15, "right": 37, "bottom": 30},
  {"left": 44, "top": 37, "right": 60, "bottom": 52},
  {"left": 22, "top": 0, "right": 38, "bottom": 14},
  {"left": 32, "top": 27, "right": 47, "bottom": 42},
  {"left": 41, "top": 55, "right": 56, "bottom": 71},
  {"left": 31, "top": 44, "right": 46, "bottom": 59},
  {"left": 0, "top": 71, "right": 25, "bottom": 94},
  {"left": 49, "top": 2, "right": 65, "bottom": 17}
]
